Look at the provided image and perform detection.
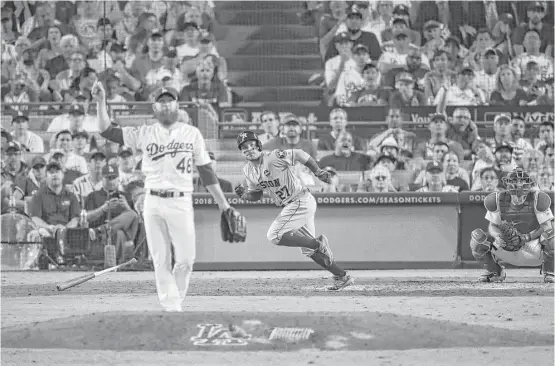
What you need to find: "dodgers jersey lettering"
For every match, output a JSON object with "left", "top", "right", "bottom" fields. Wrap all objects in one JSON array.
[
  {"left": 122, "top": 123, "right": 211, "bottom": 191},
  {"left": 243, "top": 149, "right": 304, "bottom": 207}
]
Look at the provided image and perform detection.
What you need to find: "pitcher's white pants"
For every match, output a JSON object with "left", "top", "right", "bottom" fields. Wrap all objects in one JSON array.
[{"left": 143, "top": 193, "right": 195, "bottom": 311}]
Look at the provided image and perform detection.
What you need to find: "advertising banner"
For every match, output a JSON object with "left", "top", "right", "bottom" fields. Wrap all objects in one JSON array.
[{"left": 220, "top": 106, "right": 554, "bottom": 126}]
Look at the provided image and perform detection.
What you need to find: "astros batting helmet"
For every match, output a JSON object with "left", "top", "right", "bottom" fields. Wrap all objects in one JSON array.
[{"left": 237, "top": 131, "right": 262, "bottom": 150}]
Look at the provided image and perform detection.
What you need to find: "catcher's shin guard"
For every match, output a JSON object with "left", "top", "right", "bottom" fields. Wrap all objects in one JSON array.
[
  {"left": 541, "top": 229, "right": 554, "bottom": 282},
  {"left": 470, "top": 229, "right": 503, "bottom": 274}
]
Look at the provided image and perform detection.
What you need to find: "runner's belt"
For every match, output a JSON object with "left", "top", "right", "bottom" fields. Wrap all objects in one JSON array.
[{"left": 148, "top": 189, "right": 187, "bottom": 198}]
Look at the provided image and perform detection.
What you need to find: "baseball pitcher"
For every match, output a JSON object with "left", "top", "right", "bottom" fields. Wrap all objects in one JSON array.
[
  {"left": 235, "top": 130, "right": 354, "bottom": 291},
  {"left": 470, "top": 168, "right": 554, "bottom": 283},
  {"left": 92, "top": 83, "right": 246, "bottom": 311}
]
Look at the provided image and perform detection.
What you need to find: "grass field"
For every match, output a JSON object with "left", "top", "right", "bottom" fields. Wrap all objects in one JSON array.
[{"left": 1, "top": 269, "right": 553, "bottom": 366}]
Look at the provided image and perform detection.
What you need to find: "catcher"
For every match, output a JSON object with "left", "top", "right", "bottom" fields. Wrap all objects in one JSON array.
[
  {"left": 470, "top": 168, "right": 554, "bottom": 283},
  {"left": 234, "top": 130, "right": 354, "bottom": 291}
]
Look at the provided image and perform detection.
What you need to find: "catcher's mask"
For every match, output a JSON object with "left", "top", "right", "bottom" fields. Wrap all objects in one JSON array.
[
  {"left": 503, "top": 168, "right": 535, "bottom": 205},
  {"left": 237, "top": 131, "right": 262, "bottom": 151}
]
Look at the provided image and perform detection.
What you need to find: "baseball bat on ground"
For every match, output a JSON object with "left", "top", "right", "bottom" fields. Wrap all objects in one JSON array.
[{"left": 56, "top": 258, "right": 137, "bottom": 291}]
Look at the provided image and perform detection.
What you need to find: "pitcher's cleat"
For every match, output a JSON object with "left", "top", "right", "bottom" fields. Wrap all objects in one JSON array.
[
  {"left": 316, "top": 234, "right": 334, "bottom": 266},
  {"left": 479, "top": 267, "right": 506, "bottom": 283},
  {"left": 544, "top": 272, "right": 554, "bottom": 283},
  {"left": 328, "top": 272, "right": 354, "bottom": 291}
]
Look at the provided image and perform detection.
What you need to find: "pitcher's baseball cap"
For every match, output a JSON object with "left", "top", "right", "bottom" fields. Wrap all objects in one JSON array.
[
  {"left": 426, "top": 161, "right": 443, "bottom": 173},
  {"left": 102, "top": 165, "right": 119, "bottom": 178},
  {"left": 154, "top": 87, "right": 178, "bottom": 101},
  {"left": 69, "top": 104, "right": 85, "bottom": 116}
]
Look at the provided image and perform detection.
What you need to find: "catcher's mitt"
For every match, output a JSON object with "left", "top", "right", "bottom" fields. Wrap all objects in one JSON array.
[
  {"left": 220, "top": 207, "right": 247, "bottom": 243},
  {"left": 499, "top": 220, "right": 529, "bottom": 251}
]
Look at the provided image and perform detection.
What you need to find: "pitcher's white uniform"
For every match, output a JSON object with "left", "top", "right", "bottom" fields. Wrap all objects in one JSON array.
[
  {"left": 122, "top": 122, "right": 210, "bottom": 310},
  {"left": 243, "top": 149, "right": 317, "bottom": 255}
]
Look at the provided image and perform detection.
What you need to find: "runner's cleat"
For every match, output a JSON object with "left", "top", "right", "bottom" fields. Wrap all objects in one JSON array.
[
  {"left": 316, "top": 234, "right": 334, "bottom": 266},
  {"left": 478, "top": 267, "right": 506, "bottom": 283},
  {"left": 544, "top": 272, "right": 554, "bottom": 283},
  {"left": 328, "top": 272, "right": 354, "bottom": 291}
]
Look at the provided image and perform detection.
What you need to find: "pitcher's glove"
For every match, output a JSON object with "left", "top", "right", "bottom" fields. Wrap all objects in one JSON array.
[
  {"left": 499, "top": 220, "right": 529, "bottom": 251},
  {"left": 221, "top": 207, "right": 247, "bottom": 243},
  {"left": 315, "top": 169, "right": 332, "bottom": 183}
]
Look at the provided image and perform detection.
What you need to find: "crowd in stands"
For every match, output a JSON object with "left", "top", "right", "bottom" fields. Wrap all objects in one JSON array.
[
  {"left": 1, "top": 1, "right": 231, "bottom": 114},
  {"left": 0, "top": 1, "right": 554, "bottom": 267},
  {"left": 307, "top": 1, "right": 554, "bottom": 108},
  {"left": 255, "top": 108, "right": 554, "bottom": 193}
]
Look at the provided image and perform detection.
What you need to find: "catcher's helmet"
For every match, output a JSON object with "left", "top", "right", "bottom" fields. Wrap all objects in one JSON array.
[
  {"left": 502, "top": 167, "right": 536, "bottom": 204},
  {"left": 237, "top": 131, "right": 262, "bottom": 150}
]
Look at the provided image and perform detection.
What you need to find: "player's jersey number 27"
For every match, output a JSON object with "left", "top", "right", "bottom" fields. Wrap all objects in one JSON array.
[{"left": 275, "top": 186, "right": 290, "bottom": 201}]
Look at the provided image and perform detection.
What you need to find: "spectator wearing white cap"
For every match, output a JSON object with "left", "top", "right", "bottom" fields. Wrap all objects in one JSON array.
[
  {"left": 485, "top": 114, "right": 532, "bottom": 165},
  {"left": 378, "top": 136, "right": 406, "bottom": 170}
]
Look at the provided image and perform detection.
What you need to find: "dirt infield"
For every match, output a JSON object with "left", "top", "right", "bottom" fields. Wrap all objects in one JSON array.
[{"left": 1, "top": 269, "right": 554, "bottom": 365}]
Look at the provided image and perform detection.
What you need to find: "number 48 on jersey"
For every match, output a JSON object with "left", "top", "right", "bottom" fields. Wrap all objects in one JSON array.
[{"left": 176, "top": 157, "right": 193, "bottom": 174}]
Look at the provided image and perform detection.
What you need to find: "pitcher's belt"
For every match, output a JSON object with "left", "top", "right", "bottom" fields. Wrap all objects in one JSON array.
[{"left": 148, "top": 189, "right": 188, "bottom": 198}]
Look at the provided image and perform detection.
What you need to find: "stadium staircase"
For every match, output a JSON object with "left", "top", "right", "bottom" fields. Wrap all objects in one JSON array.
[{"left": 217, "top": 1, "right": 322, "bottom": 107}]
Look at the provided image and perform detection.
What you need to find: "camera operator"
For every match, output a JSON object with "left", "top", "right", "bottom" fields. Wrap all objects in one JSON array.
[{"left": 84, "top": 165, "right": 138, "bottom": 262}]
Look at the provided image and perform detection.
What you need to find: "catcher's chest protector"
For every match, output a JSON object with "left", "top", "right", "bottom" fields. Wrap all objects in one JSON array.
[{"left": 498, "top": 192, "right": 540, "bottom": 234}]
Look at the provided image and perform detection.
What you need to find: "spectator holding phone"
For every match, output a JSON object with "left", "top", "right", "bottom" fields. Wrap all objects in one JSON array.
[{"left": 84, "top": 165, "right": 138, "bottom": 263}]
